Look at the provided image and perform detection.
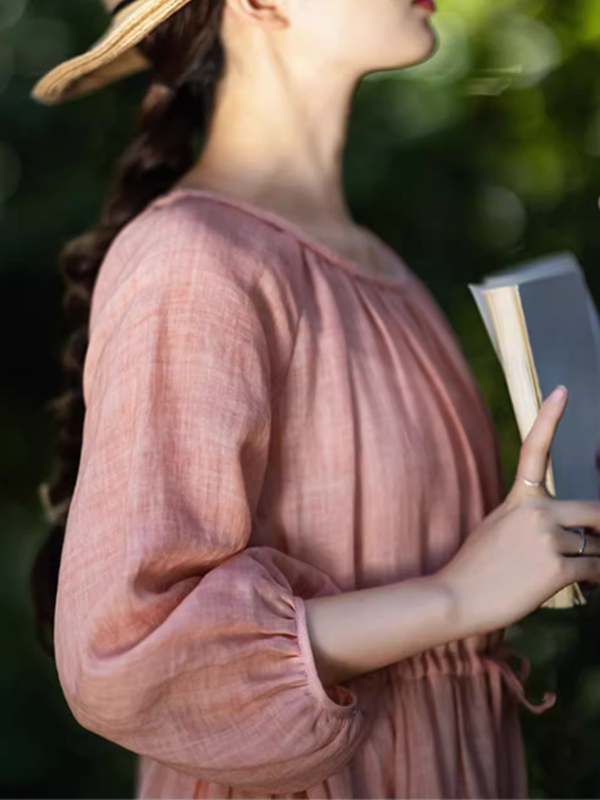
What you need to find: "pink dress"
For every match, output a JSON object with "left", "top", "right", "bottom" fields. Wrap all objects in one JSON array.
[{"left": 55, "top": 187, "right": 556, "bottom": 799}]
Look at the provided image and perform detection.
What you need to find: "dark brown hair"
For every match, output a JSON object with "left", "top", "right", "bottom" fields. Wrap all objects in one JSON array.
[{"left": 31, "top": 0, "right": 226, "bottom": 658}]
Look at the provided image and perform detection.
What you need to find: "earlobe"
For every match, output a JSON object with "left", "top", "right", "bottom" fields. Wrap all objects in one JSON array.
[{"left": 228, "top": 0, "right": 290, "bottom": 28}]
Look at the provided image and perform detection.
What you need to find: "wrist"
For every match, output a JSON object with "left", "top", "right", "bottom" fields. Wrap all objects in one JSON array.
[
  {"left": 426, "top": 570, "right": 474, "bottom": 643},
  {"left": 390, "top": 572, "right": 466, "bottom": 653}
]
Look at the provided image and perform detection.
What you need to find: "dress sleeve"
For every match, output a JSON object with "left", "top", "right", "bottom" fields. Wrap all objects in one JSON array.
[{"left": 55, "top": 237, "right": 367, "bottom": 795}]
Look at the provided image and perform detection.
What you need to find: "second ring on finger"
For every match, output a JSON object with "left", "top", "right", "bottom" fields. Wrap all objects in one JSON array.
[{"left": 554, "top": 526, "right": 598, "bottom": 557}]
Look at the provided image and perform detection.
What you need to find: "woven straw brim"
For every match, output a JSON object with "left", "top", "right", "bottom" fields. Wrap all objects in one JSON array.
[{"left": 31, "top": 0, "right": 193, "bottom": 105}]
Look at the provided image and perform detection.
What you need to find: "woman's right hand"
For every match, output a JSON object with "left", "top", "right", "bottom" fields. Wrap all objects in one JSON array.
[{"left": 435, "top": 385, "right": 600, "bottom": 639}]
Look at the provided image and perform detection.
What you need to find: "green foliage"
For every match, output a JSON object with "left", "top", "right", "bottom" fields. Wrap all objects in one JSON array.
[{"left": 2, "top": 0, "right": 600, "bottom": 796}]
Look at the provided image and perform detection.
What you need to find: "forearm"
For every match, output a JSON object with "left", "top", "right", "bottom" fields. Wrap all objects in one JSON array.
[{"left": 304, "top": 573, "right": 466, "bottom": 686}]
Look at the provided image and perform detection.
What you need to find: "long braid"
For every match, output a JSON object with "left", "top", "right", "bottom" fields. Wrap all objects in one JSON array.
[{"left": 32, "top": 0, "right": 226, "bottom": 658}]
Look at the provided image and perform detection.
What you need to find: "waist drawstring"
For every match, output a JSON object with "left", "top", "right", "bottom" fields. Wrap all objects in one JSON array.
[{"left": 483, "top": 647, "right": 557, "bottom": 715}]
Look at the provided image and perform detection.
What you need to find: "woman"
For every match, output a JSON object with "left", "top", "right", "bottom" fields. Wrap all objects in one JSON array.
[{"left": 30, "top": 0, "right": 600, "bottom": 797}]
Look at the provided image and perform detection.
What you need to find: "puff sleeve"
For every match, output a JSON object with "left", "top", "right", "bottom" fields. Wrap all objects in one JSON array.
[{"left": 54, "top": 234, "right": 367, "bottom": 795}]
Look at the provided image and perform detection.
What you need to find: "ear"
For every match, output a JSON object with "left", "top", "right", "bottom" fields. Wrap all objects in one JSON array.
[{"left": 226, "top": 0, "right": 290, "bottom": 29}]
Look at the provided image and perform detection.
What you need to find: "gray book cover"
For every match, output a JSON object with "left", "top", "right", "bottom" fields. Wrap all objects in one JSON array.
[{"left": 469, "top": 252, "right": 600, "bottom": 502}]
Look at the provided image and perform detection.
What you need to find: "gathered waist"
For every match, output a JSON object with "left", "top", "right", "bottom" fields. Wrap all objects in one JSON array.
[{"left": 389, "top": 645, "right": 556, "bottom": 715}]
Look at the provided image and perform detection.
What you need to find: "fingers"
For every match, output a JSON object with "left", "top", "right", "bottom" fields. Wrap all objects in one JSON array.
[
  {"left": 551, "top": 500, "right": 600, "bottom": 532},
  {"left": 563, "top": 553, "right": 600, "bottom": 584},
  {"left": 554, "top": 527, "right": 600, "bottom": 556},
  {"left": 509, "top": 386, "right": 568, "bottom": 500}
]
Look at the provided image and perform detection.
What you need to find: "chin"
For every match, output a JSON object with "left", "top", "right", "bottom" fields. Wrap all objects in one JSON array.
[
  {"left": 399, "top": 27, "right": 439, "bottom": 68},
  {"left": 362, "top": 24, "right": 439, "bottom": 75},
  {"left": 415, "top": 31, "right": 439, "bottom": 63}
]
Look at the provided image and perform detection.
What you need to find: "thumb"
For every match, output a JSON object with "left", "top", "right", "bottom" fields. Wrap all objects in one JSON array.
[{"left": 506, "top": 385, "right": 568, "bottom": 504}]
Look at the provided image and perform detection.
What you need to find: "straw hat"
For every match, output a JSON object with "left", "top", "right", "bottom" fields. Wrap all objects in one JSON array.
[{"left": 31, "top": 0, "right": 194, "bottom": 106}]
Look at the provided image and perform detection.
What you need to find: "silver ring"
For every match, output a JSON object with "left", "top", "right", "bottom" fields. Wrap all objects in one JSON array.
[
  {"left": 516, "top": 474, "right": 546, "bottom": 487},
  {"left": 576, "top": 527, "right": 588, "bottom": 556}
]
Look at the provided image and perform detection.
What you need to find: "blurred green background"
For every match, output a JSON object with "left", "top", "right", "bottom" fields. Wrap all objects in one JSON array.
[{"left": 3, "top": 0, "right": 600, "bottom": 796}]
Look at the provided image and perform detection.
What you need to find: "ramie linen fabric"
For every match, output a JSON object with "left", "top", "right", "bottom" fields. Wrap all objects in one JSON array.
[{"left": 55, "top": 187, "right": 555, "bottom": 800}]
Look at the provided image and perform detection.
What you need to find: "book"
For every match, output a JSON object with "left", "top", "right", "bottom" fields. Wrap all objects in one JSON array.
[{"left": 468, "top": 252, "right": 600, "bottom": 609}]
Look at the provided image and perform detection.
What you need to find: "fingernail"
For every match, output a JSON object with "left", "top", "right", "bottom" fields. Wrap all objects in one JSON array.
[{"left": 550, "top": 385, "right": 567, "bottom": 402}]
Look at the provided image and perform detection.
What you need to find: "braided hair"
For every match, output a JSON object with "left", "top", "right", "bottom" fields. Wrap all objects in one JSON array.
[{"left": 32, "top": 0, "right": 226, "bottom": 659}]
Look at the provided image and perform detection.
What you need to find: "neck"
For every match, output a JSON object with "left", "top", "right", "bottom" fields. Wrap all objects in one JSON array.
[{"left": 180, "top": 16, "right": 361, "bottom": 234}]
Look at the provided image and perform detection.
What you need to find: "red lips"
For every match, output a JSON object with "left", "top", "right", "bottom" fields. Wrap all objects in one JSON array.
[{"left": 413, "top": 0, "right": 436, "bottom": 11}]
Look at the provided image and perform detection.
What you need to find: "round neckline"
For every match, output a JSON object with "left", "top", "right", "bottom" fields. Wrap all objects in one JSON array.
[{"left": 148, "top": 186, "right": 410, "bottom": 292}]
